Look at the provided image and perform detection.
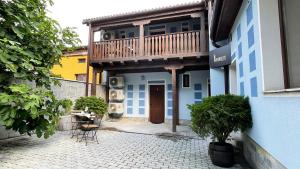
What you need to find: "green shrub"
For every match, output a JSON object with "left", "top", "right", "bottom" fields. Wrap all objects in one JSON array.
[
  {"left": 59, "top": 99, "right": 73, "bottom": 115},
  {"left": 74, "top": 96, "right": 107, "bottom": 116},
  {"left": 188, "top": 94, "right": 252, "bottom": 143}
]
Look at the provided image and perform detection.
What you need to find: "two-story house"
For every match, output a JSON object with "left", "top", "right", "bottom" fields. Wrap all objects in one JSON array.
[{"left": 83, "top": 2, "right": 209, "bottom": 132}]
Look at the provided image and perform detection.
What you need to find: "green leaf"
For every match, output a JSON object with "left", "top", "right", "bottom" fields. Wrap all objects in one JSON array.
[{"left": 12, "top": 26, "right": 24, "bottom": 39}]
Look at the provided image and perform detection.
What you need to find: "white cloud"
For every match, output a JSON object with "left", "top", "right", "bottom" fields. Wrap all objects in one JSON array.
[{"left": 47, "top": 0, "right": 198, "bottom": 45}]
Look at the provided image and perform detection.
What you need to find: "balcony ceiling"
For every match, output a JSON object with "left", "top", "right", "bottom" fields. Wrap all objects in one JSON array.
[
  {"left": 83, "top": 1, "right": 206, "bottom": 27},
  {"left": 210, "top": 0, "right": 243, "bottom": 42}
]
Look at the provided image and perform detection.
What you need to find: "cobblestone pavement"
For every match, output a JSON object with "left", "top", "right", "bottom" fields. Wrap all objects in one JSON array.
[{"left": 0, "top": 131, "right": 244, "bottom": 169}]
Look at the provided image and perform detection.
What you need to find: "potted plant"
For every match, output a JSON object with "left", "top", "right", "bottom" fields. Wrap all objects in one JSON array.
[
  {"left": 74, "top": 96, "right": 108, "bottom": 119},
  {"left": 188, "top": 94, "right": 252, "bottom": 167},
  {"left": 57, "top": 99, "right": 73, "bottom": 131}
]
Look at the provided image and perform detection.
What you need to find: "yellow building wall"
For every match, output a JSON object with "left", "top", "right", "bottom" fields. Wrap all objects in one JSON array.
[{"left": 51, "top": 55, "right": 100, "bottom": 84}]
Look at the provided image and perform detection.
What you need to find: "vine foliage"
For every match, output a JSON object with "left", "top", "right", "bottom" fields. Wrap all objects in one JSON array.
[{"left": 0, "top": 0, "right": 80, "bottom": 138}]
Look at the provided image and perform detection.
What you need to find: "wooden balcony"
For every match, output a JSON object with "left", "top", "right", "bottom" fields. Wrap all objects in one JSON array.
[{"left": 91, "top": 31, "right": 208, "bottom": 63}]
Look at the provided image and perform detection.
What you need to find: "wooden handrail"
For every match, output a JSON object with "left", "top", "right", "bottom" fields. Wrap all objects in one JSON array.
[{"left": 92, "top": 31, "right": 203, "bottom": 61}]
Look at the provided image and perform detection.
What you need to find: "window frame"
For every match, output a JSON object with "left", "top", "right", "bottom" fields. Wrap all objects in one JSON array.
[
  {"left": 278, "top": 0, "right": 290, "bottom": 89},
  {"left": 75, "top": 74, "right": 87, "bottom": 82},
  {"left": 78, "top": 58, "right": 86, "bottom": 63},
  {"left": 181, "top": 22, "right": 189, "bottom": 32},
  {"left": 182, "top": 73, "right": 191, "bottom": 88}
]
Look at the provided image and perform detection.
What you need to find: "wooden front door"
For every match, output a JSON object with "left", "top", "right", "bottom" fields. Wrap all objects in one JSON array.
[{"left": 149, "top": 85, "right": 165, "bottom": 124}]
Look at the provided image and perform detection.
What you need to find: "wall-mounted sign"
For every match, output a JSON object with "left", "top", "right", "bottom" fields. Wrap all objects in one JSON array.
[{"left": 209, "top": 44, "right": 231, "bottom": 68}]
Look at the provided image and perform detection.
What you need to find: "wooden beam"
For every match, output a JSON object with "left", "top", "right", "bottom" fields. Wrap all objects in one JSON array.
[
  {"left": 105, "top": 59, "right": 207, "bottom": 71},
  {"left": 85, "top": 24, "right": 94, "bottom": 96},
  {"left": 200, "top": 12, "right": 206, "bottom": 52},
  {"left": 139, "top": 24, "right": 145, "bottom": 56},
  {"left": 105, "top": 71, "right": 111, "bottom": 103},
  {"left": 91, "top": 68, "right": 98, "bottom": 96},
  {"left": 171, "top": 68, "right": 180, "bottom": 132},
  {"left": 90, "top": 52, "right": 209, "bottom": 63}
]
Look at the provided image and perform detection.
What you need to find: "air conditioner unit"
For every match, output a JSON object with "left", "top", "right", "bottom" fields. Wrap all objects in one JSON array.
[
  {"left": 109, "top": 77, "right": 124, "bottom": 88},
  {"left": 109, "top": 89, "right": 125, "bottom": 101},
  {"left": 102, "top": 32, "right": 114, "bottom": 41},
  {"left": 108, "top": 103, "right": 124, "bottom": 114}
]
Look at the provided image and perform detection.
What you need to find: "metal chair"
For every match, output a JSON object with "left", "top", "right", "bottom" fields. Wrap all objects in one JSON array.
[
  {"left": 77, "top": 116, "right": 101, "bottom": 146},
  {"left": 70, "top": 115, "right": 90, "bottom": 138}
]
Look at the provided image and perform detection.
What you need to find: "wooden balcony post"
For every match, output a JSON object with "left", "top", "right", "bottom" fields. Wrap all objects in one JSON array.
[
  {"left": 139, "top": 24, "right": 144, "bottom": 56},
  {"left": 91, "top": 68, "right": 98, "bottom": 96},
  {"left": 200, "top": 12, "right": 207, "bottom": 52},
  {"left": 85, "top": 24, "right": 94, "bottom": 96},
  {"left": 133, "top": 20, "right": 151, "bottom": 57},
  {"left": 165, "top": 65, "right": 184, "bottom": 132}
]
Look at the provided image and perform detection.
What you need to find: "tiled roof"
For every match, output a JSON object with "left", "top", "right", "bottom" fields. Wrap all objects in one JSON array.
[{"left": 82, "top": 1, "right": 205, "bottom": 24}]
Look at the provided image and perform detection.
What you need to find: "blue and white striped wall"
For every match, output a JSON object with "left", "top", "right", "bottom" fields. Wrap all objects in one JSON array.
[{"left": 120, "top": 70, "right": 209, "bottom": 120}]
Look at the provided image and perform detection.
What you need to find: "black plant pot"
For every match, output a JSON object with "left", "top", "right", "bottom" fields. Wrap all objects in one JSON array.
[
  {"left": 208, "top": 142, "right": 234, "bottom": 168},
  {"left": 108, "top": 113, "right": 123, "bottom": 119}
]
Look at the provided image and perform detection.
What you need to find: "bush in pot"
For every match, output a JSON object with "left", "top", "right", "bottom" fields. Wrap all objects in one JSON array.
[
  {"left": 59, "top": 99, "right": 73, "bottom": 115},
  {"left": 74, "top": 96, "right": 108, "bottom": 118},
  {"left": 188, "top": 94, "right": 252, "bottom": 167}
]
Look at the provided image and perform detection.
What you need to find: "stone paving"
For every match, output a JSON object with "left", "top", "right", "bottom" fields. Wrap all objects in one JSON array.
[{"left": 0, "top": 130, "right": 245, "bottom": 169}]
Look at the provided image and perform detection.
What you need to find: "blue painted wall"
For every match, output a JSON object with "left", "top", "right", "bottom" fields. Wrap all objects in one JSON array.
[
  {"left": 119, "top": 70, "right": 209, "bottom": 120},
  {"left": 229, "top": 0, "right": 300, "bottom": 168},
  {"left": 210, "top": 68, "right": 225, "bottom": 96}
]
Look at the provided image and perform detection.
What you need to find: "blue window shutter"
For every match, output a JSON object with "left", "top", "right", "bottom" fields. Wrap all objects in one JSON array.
[
  {"left": 167, "top": 84, "right": 172, "bottom": 91},
  {"left": 194, "top": 84, "right": 202, "bottom": 91},
  {"left": 250, "top": 77, "right": 258, "bottom": 97},
  {"left": 127, "top": 85, "right": 133, "bottom": 91},
  {"left": 248, "top": 26, "right": 255, "bottom": 48},
  {"left": 139, "top": 108, "right": 145, "bottom": 115},
  {"left": 239, "top": 62, "right": 244, "bottom": 77},
  {"left": 249, "top": 51, "right": 256, "bottom": 72},
  {"left": 194, "top": 92, "right": 202, "bottom": 100},
  {"left": 240, "top": 82, "right": 245, "bottom": 96},
  {"left": 127, "top": 108, "right": 133, "bottom": 114},
  {"left": 167, "top": 108, "right": 172, "bottom": 116},
  {"left": 237, "top": 24, "right": 241, "bottom": 40},
  {"left": 238, "top": 43, "right": 243, "bottom": 58},
  {"left": 139, "top": 84, "right": 145, "bottom": 91},
  {"left": 247, "top": 1, "right": 253, "bottom": 25}
]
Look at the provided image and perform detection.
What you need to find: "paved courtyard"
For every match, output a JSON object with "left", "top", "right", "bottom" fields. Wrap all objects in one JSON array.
[{"left": 0, "top": 129, "right": 247, "bottom": 169}]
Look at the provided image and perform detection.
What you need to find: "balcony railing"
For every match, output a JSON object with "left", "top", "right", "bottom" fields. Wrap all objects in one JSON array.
[{"left": 91, "top": 31, "right": 206, "bottom": 62}]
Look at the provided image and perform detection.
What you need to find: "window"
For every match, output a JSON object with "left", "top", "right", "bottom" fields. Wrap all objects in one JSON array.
[
  {"left": 78, "top": 58, "right": 86, "bottom": 63},
  {"left": 149, "top": 25, "right": 166, "bottom": 35},
  {"left": 120, "top": 31, "right": 126, "bottom": 39},
  {"left": 128, "top": 32, "right": 135, "bottom": 38},
  {"left": 181, "top": 22, "right": 189, "bottom": 32},
  {"left": 193, "top": 24, "right": 200, "bottom": 31},
  {"left": 279, "top": 0, "right": 300, "bottom": 88},
  {"left": 75, "top": 74, "right": 86, "bottom": 82},
  {"left": 170, "top": 26, "right": 177, "bottom": 33},
  {"left": 182, "top": 74, "right": 190, "bottom": 88}
]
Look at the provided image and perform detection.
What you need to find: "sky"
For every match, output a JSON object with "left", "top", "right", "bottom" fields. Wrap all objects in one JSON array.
[{"left": 47, "top": 0, "right": 198, "bottom": 45}]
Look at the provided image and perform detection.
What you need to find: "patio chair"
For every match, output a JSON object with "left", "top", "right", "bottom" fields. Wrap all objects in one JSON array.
[
  {"left": 77, "top": 116, "right": 101, "bottom": 146},
  {"left": 70, "top": 115, "right": 91, "bottom": 138}
]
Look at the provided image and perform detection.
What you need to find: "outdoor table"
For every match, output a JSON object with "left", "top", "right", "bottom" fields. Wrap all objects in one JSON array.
[{"left": 70, "top": 111, "right": 96, "bottom": 138}]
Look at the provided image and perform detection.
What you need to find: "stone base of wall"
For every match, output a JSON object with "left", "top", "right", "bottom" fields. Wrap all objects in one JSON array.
[
  {"left": 0, "top": 126, "right": 21, "bottom": 140},
  {"left": 58, "top": 115, "right": 72, "bottom": 131},
  {"left": 243, "top": 134, "right": 287, "bottom": 169}
]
